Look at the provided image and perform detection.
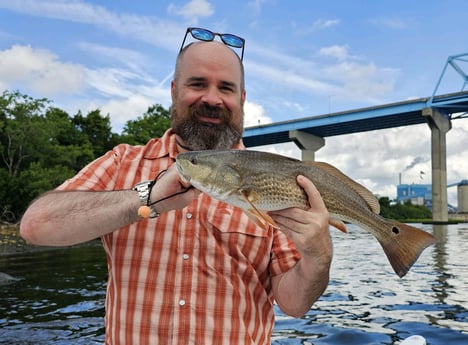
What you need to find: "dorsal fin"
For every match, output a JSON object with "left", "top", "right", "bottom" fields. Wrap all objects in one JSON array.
[{"left": 305, "top": 161, "right": 380, "bottom": 214}]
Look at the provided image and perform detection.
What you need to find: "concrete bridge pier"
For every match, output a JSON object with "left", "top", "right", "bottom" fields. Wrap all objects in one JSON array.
[
  {"left": 289, "top": 130, "right": 325, "bottom": 161},
  {"left": 422, "top": 107, "right": 452, "bottom": 222}
]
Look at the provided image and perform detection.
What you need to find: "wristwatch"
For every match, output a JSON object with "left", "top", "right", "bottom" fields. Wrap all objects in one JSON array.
[{"left": 133, "top": 181, "right": 159, "bottom": 218}]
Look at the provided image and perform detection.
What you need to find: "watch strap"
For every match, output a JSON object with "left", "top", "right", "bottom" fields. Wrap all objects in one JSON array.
[{"left": 133, "top": 181, "right": 159, "bottom": 218}]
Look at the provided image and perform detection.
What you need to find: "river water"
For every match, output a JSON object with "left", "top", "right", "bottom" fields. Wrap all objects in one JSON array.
[{"left": 1, "top": 223, "right": 467, "bottom": 344}]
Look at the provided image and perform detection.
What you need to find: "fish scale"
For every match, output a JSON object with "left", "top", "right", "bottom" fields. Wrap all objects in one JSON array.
[{"left": 176, "top": 149, "right": 437, "bottom": 277}]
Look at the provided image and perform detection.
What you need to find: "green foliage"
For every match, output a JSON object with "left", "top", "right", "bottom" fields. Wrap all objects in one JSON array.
[
  {"left": 378, "top": 196, "right": 432, "bottom": 221},
  {"left": 0, "top": 90, "right": 172, "bottom": 222},
  {"left": 72, "top": 109, "right": 118, "bottom": 157},
  {"left": 121, "top": 104, "right": 171, "bottom": 145},
  {"left": 19, "top": 162, "right": 76, "bottom": 203},
  {"left": 0, "top": 90, "right": 50, "bottom": 177}
]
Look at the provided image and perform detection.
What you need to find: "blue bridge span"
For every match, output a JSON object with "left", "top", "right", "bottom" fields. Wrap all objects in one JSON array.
[{"left": 243, "top": 91, "right": 468, "bottom": 147}]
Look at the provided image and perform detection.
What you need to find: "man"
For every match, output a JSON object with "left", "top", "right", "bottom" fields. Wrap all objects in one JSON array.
[{"left": 20, "top": 28, "right": 332, "bottom": 344}]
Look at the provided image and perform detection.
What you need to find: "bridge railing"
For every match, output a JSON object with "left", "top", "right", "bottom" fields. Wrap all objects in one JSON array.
[{"left": 429, "top": 52, "right": 468, "bottom": 107}]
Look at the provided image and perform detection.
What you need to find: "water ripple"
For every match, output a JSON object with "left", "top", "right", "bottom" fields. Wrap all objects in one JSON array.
[{"left": 1, "top": 225, "right": 468, "bottom": 344}]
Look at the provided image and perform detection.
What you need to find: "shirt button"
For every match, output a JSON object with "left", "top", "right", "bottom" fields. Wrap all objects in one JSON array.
[
  {"left": 186, "top": 213, "right": 193, "bottom": 219},
  {"left": 183, "top": 253, "right": 190, "bottom": 260},
  {"left": 179, "top": 299, "right": 186, "bottom": 306}
]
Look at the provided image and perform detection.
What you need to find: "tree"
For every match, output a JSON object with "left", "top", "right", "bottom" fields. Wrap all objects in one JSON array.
[
  {"left": 121, "top": 104, "right": 171, "bottom": 145},
  {"left": 0, "top": 91, "right": 96, "bottom": 221},
  {"left": 0, "top": 90, "right": 49, "bottom": 177},
  {"left": 0, "top": 92, "right": 172, "bottom": 222},
  {"left": 72, "top": 109, "right": 117, "bottom": 157},
  {"left": 378, "top": 197, "right": 432, "bottom": 220}
]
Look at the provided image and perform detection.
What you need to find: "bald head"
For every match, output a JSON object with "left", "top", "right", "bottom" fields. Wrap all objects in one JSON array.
[{"left": 174, "top": 41, "right": 245, "bottom": 90}]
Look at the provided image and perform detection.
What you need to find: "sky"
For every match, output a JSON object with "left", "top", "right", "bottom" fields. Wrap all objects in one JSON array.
[{"left": 0, "top": 0, "right": 467, "bottom": 206}]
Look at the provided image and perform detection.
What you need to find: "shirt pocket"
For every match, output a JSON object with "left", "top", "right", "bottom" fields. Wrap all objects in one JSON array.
[{"left": 204, "top": 202, "right": 272, "bottom": 277}]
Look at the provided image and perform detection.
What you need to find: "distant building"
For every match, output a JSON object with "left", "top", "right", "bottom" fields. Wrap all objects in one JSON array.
[
  {"left": 397, "top": 183, "right": 461, "bottom": 213},
  {"left": 397, "top": 184, "right": 432, "bottom": 206}
]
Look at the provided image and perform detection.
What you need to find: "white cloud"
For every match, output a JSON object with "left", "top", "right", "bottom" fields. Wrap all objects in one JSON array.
[
  {"left": 322, "top": 61, "right": 400, "bottom": 102},
  {"left": 369, "top": 17, "right": 411, "bottom": 30},
  {"left": 85, "top": 67, "right": 140, "bottom": 98},
  {"left": 100, "top": 94, "right": 156, "bottom": 128},
  {"left": 319, "top": 45, "right": 350, "bottom": 61},
  {"left": 0, "top": 45, "right": 85, "bottom": 96},
  {"left": 78, "top": 69, "right": 172, "bottom": 130},
  {"left": 247, "top": 43, "right": 399, "bottom": 105},
  {"left": 0, "top": 0, "right": 119, "bottom": 27},
  {"left": 0, "top": 0, "right": 183, "bottom": 51},
  {"left": 70, "top": 83, "right": 172, "bottom": 132},
  {"left": 310, "top": 18, "right": 340, "bottom": 31},
  {"left": 0, "top": 43, "right": 172, "bottom": 131},
  {"left": 248, "top": 0, "right": 268, "bottom": 11},
  {"left": 243, "top": 100, "right": 272, "bottom": 127},
  {"left": 253, "top": 142, "right": 301, "bottom": 161},
  {"left": 247, "top": 60, "right": 340, "bottom": 95},
  {"left": 76, "top": 42, "right": 149, "bottom": 72},
  {"left": 167, "top": 0, "right": 214, "bottom": 23},
  {"left": 0, "top": 29, "right": 18, "bottom": 41}
]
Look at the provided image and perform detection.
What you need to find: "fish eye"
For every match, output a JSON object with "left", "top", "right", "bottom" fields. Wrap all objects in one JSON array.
[{"left": 189, "top": 157, "right": 198, "bottom": 165}]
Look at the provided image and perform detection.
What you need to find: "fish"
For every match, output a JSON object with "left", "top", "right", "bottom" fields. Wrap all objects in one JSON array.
[{"left": 175, "top": 149, "right": 437, "bottom": 278}]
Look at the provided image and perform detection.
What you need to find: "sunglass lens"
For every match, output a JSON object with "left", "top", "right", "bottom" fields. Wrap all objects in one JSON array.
[
  {"left": 221, "top": 34, "right": 244, "bottom": 48},
  {"left": 191, "top": 28, "right": 214, "bottom": 41}
]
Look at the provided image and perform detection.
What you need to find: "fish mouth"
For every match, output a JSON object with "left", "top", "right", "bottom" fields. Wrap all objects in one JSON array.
[{"left": 175, "top": 160, "right": 191, "bottom": 184}]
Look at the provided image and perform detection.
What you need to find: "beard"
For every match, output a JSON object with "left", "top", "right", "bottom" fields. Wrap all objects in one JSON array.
[{"left": 171, "top": 103, "right": 243, "bottom": 150}]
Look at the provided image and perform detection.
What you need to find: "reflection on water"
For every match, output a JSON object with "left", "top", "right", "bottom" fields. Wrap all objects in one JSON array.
[
  {"left": 0, "top": 242, "right": 106, "bottom": 344},
  {"left": 1, "top": 224, "right": 467, "bottom": 344}
]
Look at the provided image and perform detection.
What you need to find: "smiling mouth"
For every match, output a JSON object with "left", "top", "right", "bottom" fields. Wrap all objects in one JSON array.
[{"left": 197, "top": 116, "right": 223, "bottom": 126}]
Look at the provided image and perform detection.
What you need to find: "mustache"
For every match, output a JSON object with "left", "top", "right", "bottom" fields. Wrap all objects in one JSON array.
[{"left": 189, "top": 103, "right": 232, "bottom": 122}]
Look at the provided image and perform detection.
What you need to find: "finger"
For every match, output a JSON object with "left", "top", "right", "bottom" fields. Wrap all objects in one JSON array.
[
  {"left": 270, "top": 207, "right": 308, "bottom": 225},
  {"left": 296, "top": 175, "right": 327, "bottom": 212}
]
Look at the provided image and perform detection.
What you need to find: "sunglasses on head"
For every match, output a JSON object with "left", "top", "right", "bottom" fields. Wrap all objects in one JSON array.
[{"left": 179, "top": 27, "right": 245, "bottom": 61}]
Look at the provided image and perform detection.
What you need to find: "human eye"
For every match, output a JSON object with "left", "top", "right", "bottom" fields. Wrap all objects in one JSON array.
[
  {"left": 219, "top": 82, "right": 236, "bottom": 93},
  {"left": 186, "top": 78, "right": 206, "bottom": 89}
]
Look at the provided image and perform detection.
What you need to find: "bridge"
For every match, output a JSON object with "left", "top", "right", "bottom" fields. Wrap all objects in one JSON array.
[{"left": 242, "top": 53, "right": 468, "bottom": 222}]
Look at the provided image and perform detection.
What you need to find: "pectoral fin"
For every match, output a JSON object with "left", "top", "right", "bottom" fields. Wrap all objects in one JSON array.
[
  {"left": 240, "top": 188, "right": 279, "bottom": 230},
  {"left": 245, "top": 208, "right": 280, "bottom": 230}
]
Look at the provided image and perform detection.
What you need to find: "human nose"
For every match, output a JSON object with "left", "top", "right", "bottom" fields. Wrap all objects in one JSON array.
[{"left": 200, "top": 86, "right": 222, "bottom": 106}]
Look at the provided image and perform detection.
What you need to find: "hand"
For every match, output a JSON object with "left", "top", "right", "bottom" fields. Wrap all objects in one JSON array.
[
  {"left": 268, "top": 175, "right": 332, "bottom": 260},
  {"left": 150, "top": 164, "right": 200, "bottom": 213}
]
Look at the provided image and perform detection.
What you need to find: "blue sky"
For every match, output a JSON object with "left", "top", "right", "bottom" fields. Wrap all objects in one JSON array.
[{"left": 1, "top": 0, "right": 467, "bottom": 204}]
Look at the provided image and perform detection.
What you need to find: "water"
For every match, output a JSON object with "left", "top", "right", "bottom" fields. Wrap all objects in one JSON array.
[{"left": 1, "top": 224, "right": 467, "bottom": 344}]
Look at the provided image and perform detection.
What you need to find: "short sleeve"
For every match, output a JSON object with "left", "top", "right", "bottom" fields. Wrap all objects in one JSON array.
[
  {"left": 269, "top": 228, "right": 301, "bottom": 276},
  {"left": 56, "top": 144, "right": 129, "bottom": 192}
]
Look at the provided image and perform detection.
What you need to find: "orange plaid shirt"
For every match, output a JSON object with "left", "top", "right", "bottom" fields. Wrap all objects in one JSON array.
[{"left": 57, "top": 129, "right": 300, "bottom": 345}]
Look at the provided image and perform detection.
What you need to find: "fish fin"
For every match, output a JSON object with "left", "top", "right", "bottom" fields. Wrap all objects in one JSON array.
[
  {"left": 378, "top": 221, "right": 437, "bottom": 277},
  {"left": 245, "top": 208, "right": 280, "bottom": 230},
  {"left": 305, "top": 161, "right": 381, "bottom": 214},
  {"left": 329, "top": 218, "right": 348, "bottom": 233},
  {"left": 240, "top": 189, "right": 279, "bottom": 230}
]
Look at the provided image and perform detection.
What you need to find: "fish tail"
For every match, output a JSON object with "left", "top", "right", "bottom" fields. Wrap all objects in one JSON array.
[{"left": 379, "top": 222, "right": 436, "bottom": 278}]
